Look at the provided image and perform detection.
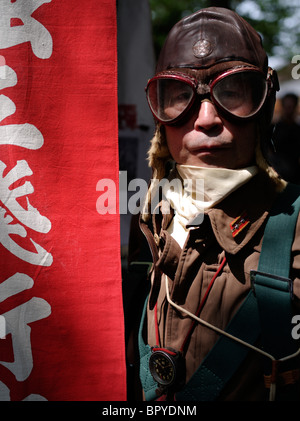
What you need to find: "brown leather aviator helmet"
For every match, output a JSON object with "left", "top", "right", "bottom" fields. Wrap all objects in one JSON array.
[
  {"left": 151, "top": 7, "right": 279, "bottom": 127},
  {"left": 143, "top": 7, "right": 282, "bottom": 207},
  {"left": 156, "top": 7, "right": 268, "bottom": 74},
  {"left": 142, "top": 7, "right": 281, "bottom": 220},
  {"left": 150, "top": 7, "right": 279, "bottom": 126}
]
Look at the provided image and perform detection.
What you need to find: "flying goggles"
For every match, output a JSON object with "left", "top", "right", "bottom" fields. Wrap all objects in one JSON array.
[{"left": 146, "top": 67, "right": 273, "bottom": 125}]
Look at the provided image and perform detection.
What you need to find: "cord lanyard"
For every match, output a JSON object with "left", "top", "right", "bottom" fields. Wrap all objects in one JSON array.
[
  {"left": 149, "top": 257, "right": 227, "bottom": 394},
  {"left": 155, "top": 256, "right": 227, "bottom": 351}
]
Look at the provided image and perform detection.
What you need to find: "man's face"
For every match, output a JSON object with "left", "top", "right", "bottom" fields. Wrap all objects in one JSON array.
[{"left": 164, "top": 100, "right": 257, "bottom": 169}]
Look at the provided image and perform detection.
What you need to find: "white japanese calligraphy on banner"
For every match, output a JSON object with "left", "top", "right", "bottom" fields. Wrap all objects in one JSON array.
[
  {"left": 0, "top": 0, "right": 53, "bottom": 59},
  {"left": 0, "top": 0, "right": 53, "bottom": 401}
]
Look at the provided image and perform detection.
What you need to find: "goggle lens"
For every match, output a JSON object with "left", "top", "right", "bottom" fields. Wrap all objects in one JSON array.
[
  {"left": 212, "top": 71, "right": 268, "bottom": 118},
  {"left": 147, "top": 78, "right": 194, "bottom": 123},
  {"left": 146, "top": 70, "right": 268, "bottom": 124}
]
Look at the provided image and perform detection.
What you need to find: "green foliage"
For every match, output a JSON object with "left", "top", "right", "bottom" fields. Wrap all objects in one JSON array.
[
  {"left": 149, "top": 0, "right": 210, "bottom": 58},
  {"left": 233, "top": 0, "right": 299, "bottom": 61}
]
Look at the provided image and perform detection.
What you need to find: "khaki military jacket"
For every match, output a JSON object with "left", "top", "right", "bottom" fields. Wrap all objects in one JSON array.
[{"left": 139, "top": 170, "right": 300, "bottom": 401}]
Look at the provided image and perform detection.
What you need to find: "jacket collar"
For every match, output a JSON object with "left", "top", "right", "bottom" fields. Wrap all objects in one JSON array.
[
  {"left": 205, "top": 171, "right": 279, "bottom": 254},
  {"left": 144, "top": 170, "right": 280, "bottom": 256},
  {"left": 140, "top": 171, "right": 280, "bottom": 309}
]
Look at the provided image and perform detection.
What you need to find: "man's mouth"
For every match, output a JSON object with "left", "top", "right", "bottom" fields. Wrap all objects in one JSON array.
[{"left": 189, "top": 143, "right": 232, "bottom": 153}]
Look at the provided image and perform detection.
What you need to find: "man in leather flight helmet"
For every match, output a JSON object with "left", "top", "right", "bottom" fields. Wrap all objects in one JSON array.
[{"left": 128, "top": 7, "right": 300, "bottom": 402}]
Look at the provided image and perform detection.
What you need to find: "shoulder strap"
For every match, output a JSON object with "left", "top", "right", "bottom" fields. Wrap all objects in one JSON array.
[
  {"left": 138, "top": 296, "right": 159, "bottom": 401},
  {"left": 252, "top": 184, "right": 300, "bottom": 355},
  {"left": 177, "top": 183, "right": 300, "bottom": 401},
  {"left": 250, "top": 183, "right": 300, "bottom": 379}
]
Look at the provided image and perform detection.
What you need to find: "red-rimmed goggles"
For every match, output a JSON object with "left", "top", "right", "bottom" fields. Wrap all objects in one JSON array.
[{"left": 146, "top": 67, "right": 271, "bottom": 125}]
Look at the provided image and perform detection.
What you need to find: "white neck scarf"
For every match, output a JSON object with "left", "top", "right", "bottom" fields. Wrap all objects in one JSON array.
[{"left": 164, "top": 164, "right": 258, "bottom": 248}]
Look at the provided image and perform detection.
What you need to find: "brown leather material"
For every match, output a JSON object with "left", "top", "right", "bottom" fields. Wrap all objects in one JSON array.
[
  {"left": 264, "top": 369, "right": 300, "bottom": 389},
  {"left": 156, "top": 7, "right": 268, "bottom": 74}
]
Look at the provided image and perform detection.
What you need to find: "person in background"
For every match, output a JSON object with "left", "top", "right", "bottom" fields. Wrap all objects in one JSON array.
[{"left": 125, "top": 7, "right": 300, "bottom": 402}]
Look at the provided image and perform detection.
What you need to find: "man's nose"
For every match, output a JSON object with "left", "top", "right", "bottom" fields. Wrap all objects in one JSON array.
[{"left": 194, "top": 99, "right": 223, "bottom": 131}]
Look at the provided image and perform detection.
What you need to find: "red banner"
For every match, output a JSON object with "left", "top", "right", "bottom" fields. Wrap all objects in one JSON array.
[{"left": 0, "top": 0, "right": 126, "bottom": 401}]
